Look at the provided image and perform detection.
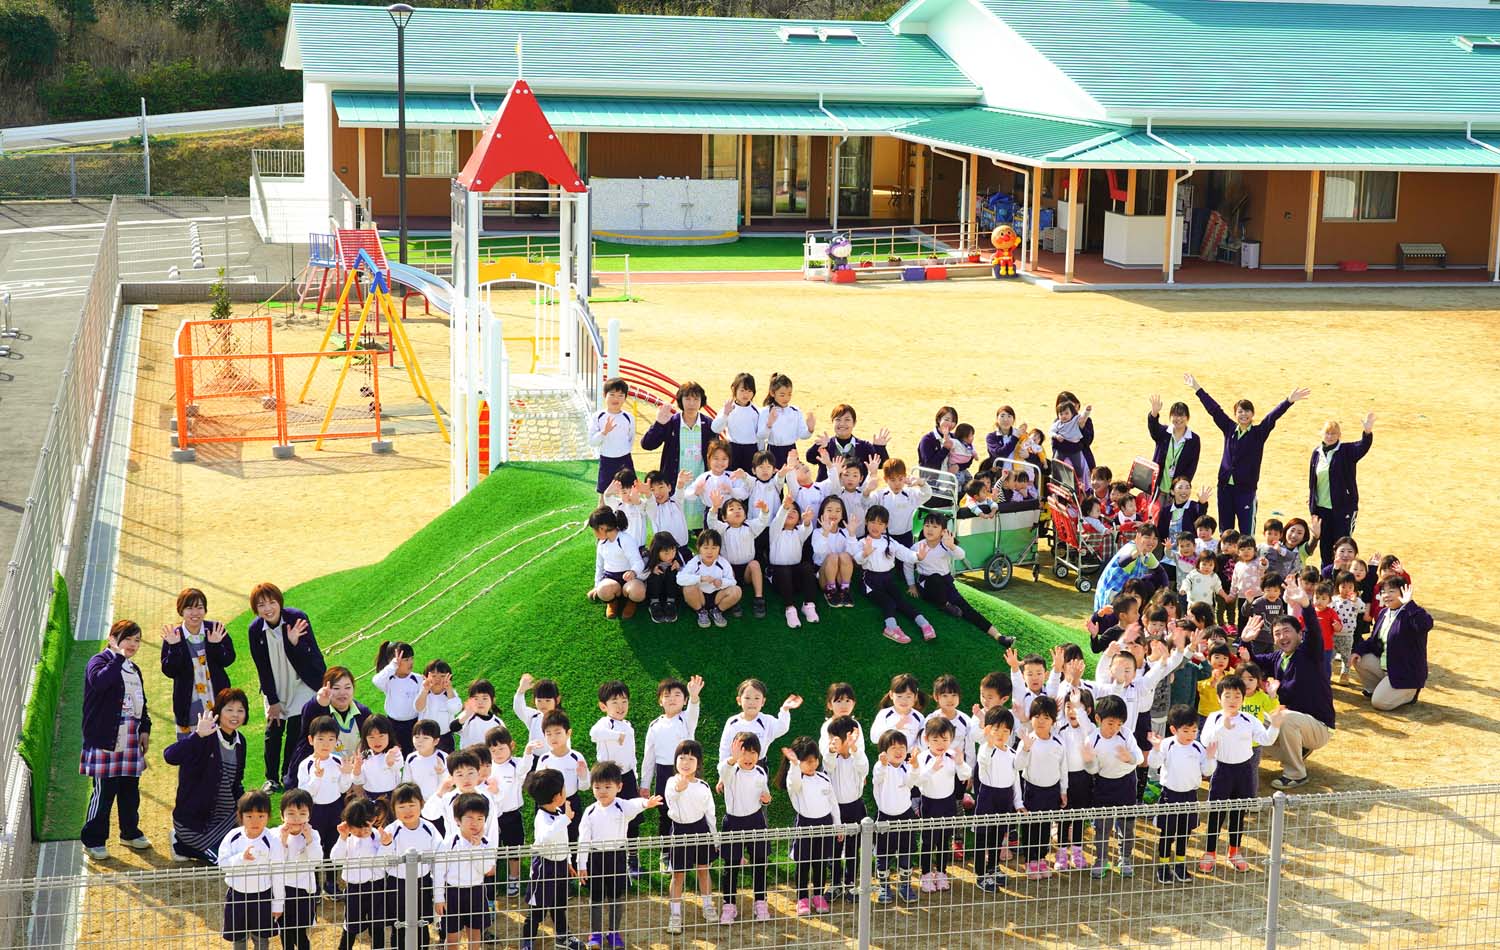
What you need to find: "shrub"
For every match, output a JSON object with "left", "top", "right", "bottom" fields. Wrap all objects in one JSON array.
[
  {"left": 38, "top": 58, "right": 301, "bottom": 121},
  {"left": 0, "top": 0, "right": 60, "bottom": 80}
]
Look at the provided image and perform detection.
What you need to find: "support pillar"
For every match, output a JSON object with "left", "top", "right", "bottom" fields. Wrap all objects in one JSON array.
[
  {"left": 356, "top": 127, "right": 367, "bottom": 208},
  {"left": 911, "top": 145, "right": 926, "bottom": 226},
  {"left": 1125, "top": 168, "right": 1137, "bottom": 215},
  {"left": 1063, "top": 167, "right": 1079, "bottom": 284},
  {"left": 1163, "top": 169, "right": 1178, "bottom": 283},
  {"left": 967, "top": 152, "right": 979, "bottom": 250},
  {"left": 1488, "top": 173, "right": 1499, "bottom": 281},
  {"left": 742, "top": 135, "right": 753, "bottom": 228},
  {"left": 1304, "top": 170, "right": 1321, "bottom": 282},
  {"left": 1029, "top": 167, "right": 1042, "bottom": 268}
]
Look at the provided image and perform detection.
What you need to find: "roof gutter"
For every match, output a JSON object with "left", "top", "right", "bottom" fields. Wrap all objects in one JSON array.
[
  {"left": 929, "top": 144, "right": 972, "bottom": 250},
  {"left": 820, "top": 94, "right": 852, "bottom": 231},
  {"left": 470, "top": 84, "right": 485, "bottom": 122},
  {"left": 990, "top": 157, "right": 1031, "bottom": 273},
  {"left": 1466, "top": 120, "right": 1500, "bottom": 157}
]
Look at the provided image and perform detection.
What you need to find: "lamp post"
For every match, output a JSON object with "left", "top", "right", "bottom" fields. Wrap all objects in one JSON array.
[{"left": 388, "top": 3, "right": 415, "bottom": 264}]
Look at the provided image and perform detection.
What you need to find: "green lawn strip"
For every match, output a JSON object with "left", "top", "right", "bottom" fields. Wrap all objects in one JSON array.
[
  {"left": 38, "top": 639, "right": 102, "bottom": 840},
  {"left": 380, "top": 237, "right": 806, "bottom": 273}
]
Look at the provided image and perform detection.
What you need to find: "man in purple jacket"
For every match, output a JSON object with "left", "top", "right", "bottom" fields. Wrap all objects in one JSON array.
[
  {"left": 1355, "top": 577, "right": 1433, "bottom": 712},
  {"left": 1185, "top": 373, "right": 1310, "bottom": 535},
  {"left": 1239, "top": 607, "right": 1333, "bottom": 789}
]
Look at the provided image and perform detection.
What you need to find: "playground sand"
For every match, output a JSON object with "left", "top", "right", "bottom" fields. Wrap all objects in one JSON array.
[{"left": 79, "top": 283, "right": 1499, "bottom": 946}]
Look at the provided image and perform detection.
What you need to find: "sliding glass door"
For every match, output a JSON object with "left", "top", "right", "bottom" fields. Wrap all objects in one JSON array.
[{"left": 750, "top": 135, "right": 810, "bottom": 217}]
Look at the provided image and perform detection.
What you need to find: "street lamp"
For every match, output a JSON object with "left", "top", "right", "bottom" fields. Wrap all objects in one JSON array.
[{"left": 388, "top": 3, "right": 415, "bottom": 264}]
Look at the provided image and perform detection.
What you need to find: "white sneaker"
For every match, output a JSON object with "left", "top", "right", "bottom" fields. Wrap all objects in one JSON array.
[
  {"left": 83, "top": 846, "right": 109, "bottom": 862},
  {"left": 702, "top": 898, "right": 717, "bottom": 922},
  {"left": 666, "top": 912, "right": 682, "bottom": 934},
  {"left": 785, "top": 606, "right": 801, "bottom": 629},
  {"left": 122, "top": 835, "right": 152, "bottom": 851},
  {"left": 802, "top": 602, "right": 820, "bottom": 624}
]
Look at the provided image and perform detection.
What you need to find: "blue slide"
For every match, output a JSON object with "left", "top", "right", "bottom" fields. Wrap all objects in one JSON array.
[{"left": 387, "top": 261, "right": 455, "bottom": 316}]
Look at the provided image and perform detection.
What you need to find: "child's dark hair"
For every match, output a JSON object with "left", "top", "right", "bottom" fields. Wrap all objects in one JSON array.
[
  {"left": 1176, "top": 531, "right": 1196, "bottom": 546},
  {"left": 657, "top": 678, "right": 687, "bottom": 700},
  {"left": 468, "top": 678, "right": 495, "bottom": 700},
  {"left": 932, "top": 673, "right": 960, "bottom": 697},
  {"left": 1145, "top": 607, "right": 1169, "bottom": 625},
  {"left": 1208, "top": 643, "right": 1233, "bottom": 660},
  {"left": 526, "top": 768, "right": 566, "bottom": 805},
  {"left": 1262, "top": 571, "right": 1284, "bottom": 591},
  {"left": 1195, "top": 514, "right": 1217, "bottom": 533},
  {"left": 825, "top": 682, "right": 855, "bottom": 711},
  {"left": 590, "top": 761, "right": 625, "bottom": 786},
  {"left": 1216, "top": 676, "right": 1247, "bottom": 699},
  {"left": 613, "top": 468, "right": 638, "bottom": 490},
  {"left": 1167, "top": 704, "right": 1198, "bottom": 732},
  {"left": 533, "top": 678, "right": 561, "bottom": 702},
  {"left": 1237, "top": 537, "right": 1258, "bottom": 552},
  {"left": 877, "top": 730, "right": 909, "bottom": 755},
  {"left": 1315, "top": 580, "right": 1335, "bottom": 599},
  {"left": 717, "top": 497, "right": 747, "bottom": 522},
  {"left": 413, "top": 719, "right": 442, "bottom": 741},
  {"left": 598, "top": 680, "right": 630, "bottom": 704},
  {"left": 1067, "top": 690, "right": 1096, "bottom": 722},
  {"left": 646, "top": 469, "right": 670, "bottom": 487},
  {"left": 826, "top": 715, "right": 858, "bottom": 743},
  {"left": 1030, "top": 695, "right": 1059, "bottom": 721},
  {"left": 697, "top": 527, "right": 724, "bottom": 549},
  {"left": 735, "top": 678, "right": 768, "bottom": 700},
  {"left": 923, "top": 511, "right": 949, "bottom": 529},
  {"left": 391, "top": 783, "right": 424, "bottom": 808},
  {"left": 646, "top": 532, "right": 679, "bottom": 567},
  {"left": 732, "top": 731, "right": 761, "bottom": 756},
  {"left": 673, "top": 739, "right": 704, "bottom": 778},
  {"left": 923, "top": 716, "right": 955, "bottom": 740},
  {"left": 979, "top": 670, "right": 1012, "bottom": 700},
  {"left": 1188, "top": 602, "right": 1215, "bottom": 628},
  {"left": 342, "top": 797, "right": 377, "bottom": 828},
  {"left": 1199, "top": 552, "right": 1218, "bottom": 570},
  {"left": 359, "top": 714, "right": 394, "bottom": 753},
  {"left": 446, "top": 750, "right": 482, "bottom": 774},
  {"left": 1300, "top": 566, "right": 1321, "bottom": 586},
  {"left": 376, "top": 640, "right": 414, "bottom": 671},
  {"left": 308, "top": 715, "right": 337, "bottom": 739},
  {"left": 1021, "top": 653, "right": 1047, "bottom": 671},
  {"left": 1263, "top": 517, "right": 1284, "bottom": 535},
  {"left": 1080, "top": 496, "right": 1100, "bottom": 516},
  {"left": 730, "top": 372, "right": 756, "bottom": 399},
  {"left": 280, "top": 787, "right": 313, "bottom": 813},
  {"left": 1061, "top": 643, "right": 1085, "bottom": 665},
  {"left": 751, "top": 449, "right": 776, "bottom": 470},
  {"left": 1094, "top": 695, "right": 1128, "bottom": 723},
  {"left": 453, "top": 791, "right": 491, "bottom": 822},
  {"left": 541, "top": 709, "right": 570, "bottom": 733},
  {"left": 485, "top": 725, "right": 514, "bottom": 749},
  {"left": 705, "top": 439, "right": 731, "bottom": 463},
  {"left": 603, "top": 377, "right": 629, "bottom": 397},
  {"left": 965, "top": 481, "right": 987, "bottom": 501},
  {"left": 954, "top": 422, "right": 975, "bottom": 442},
  {"left": 774, "top": 736, "right": 820, "bottom": 789},
  {"left": 237, "top": 789, "right": 271, "bottom": 817},
  {"left": 983, "top": 706, "right": 1014, "bottom": 730},
  {"left": 865, "top": 504, "right": 890, "bottom": 527},
  {"left": 1240, "top": 662, "right": 1267, "bottom": 686},
  {"left": 462, "top": 743, "right": 489, "bottom": 763},
  {"left": 878, "top": 673, "right": 928, "bottom": 711},
  {"left": 423, "top": 658, "right": 452, "bottom": 677},
  {"left": 588, "top": 506, "right": 630, "bottom": 533}
]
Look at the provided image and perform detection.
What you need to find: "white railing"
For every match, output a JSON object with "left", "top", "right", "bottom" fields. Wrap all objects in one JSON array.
[
  {"left": 249, "top": 148, "right": 304, "bottom": 179},
  {"left": 803, "top": 221, "right": 978, "bottom": 271}
]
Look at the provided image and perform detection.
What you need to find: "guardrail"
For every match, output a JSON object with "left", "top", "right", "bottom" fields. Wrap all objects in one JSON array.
[{"left": 0, "top": 103, "right": 301, "bottom": 152}]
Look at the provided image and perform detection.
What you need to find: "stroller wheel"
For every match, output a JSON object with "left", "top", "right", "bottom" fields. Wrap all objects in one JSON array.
[
  {"left": 1076, "top": 576, "right": 1094, "bottom": 594},
  {"left": 985, "top": 554, "right": 1014, "bottom": 591},
  {"left": 1053, "top": 562, "right": 1070, "bottom": 579}
]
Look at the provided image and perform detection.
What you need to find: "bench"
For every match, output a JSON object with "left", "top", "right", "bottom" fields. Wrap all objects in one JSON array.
[{"left": 1397, "top": 243, "right": 1447, "bottom": 269}]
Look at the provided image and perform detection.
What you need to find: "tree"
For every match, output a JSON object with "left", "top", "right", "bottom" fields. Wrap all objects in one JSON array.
[
  {"left": 0, "top": 0, "right": 59, "bottom": 79},
  {"left": 53, "top": 0, "right": 96, "bottom": 45},
  {"left": 209, "top": 268, "right": 232, "bottom": 320}
]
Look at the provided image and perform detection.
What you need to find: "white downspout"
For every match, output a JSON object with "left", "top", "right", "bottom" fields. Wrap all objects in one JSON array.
[
  {"left": 1464, "top": 123, "right": 1500, "bottom": 281},
  {"left": 930, "top": 145, "right": 970, "bottom": 251},
  {"left": 1146, "top": 119, "right": 1196, "bottom": 284},
  {"left": 990, "top": 158, "right": 1031, "bottom": 272},
  {"left": 819, "top": 94, "right": 850, "bottom": 231},
  {"left": 470, "top": 84, "right": 485, "bottom": 123}
]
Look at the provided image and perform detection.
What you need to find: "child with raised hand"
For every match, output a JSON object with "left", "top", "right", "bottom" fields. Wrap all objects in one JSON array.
[
  {"left": 330, "top": 797, "right": 389, "bottom": 948},
  {"left": 1259, "top": 518, "right": 1298, "bottom": 580},
  {"left": 819, "top": 453, "right": 875, "bottom": 540},
  {"left": 577, "top": 762, "right": 662, "bottom": 947},
  {"left": 588, "top": 506, "right": 646, "bottom": 621},
  {"left": 678, "top": 528, "right": 741, "bottom": 629},
  {"left": 768, "top": 493, "right": 820, "bottom": 628},
  {"left": 1049, "top": 399, "right": 1094, "bottom": 486},
  {"left": 218, "top": 790, "right": 283, "bottom": 950},
  {"left": 973, "top": 707, "right": 1022, "bottom": 892},
  {"left": 433, "top": 791, "right": 496, "bottom": 948},
  {"left": 643, "top": 470, "right": 691, "bottom": 548},
  {"left": 913, "top": 514, "right": 1015, "bottom": 647},
  {"left": 589, "top": 681, "right": 646, "bottom": 876},
  {"left": 588, "top": 377, "right": 635, "bottom": 499},
  {"left": 161, "top": 587, "right": 234, "bottom": 738},
  {"left": 716, "top": 679, "right": 800, "bottom": 783},
  {"left": 738, "top": 450, "right": 787, "bottom": 566},
  {"left": 871, "top": 731, "right": 919, "bottom": 903},
  {"left": 523, "top": 768, "right": 577, "bottom": 950},
  {"left": 642, "top": 676, "right": 703, "bottom": 847},
  {"left": 759, "top": 372, "right": 817, "bottom": 467},
  {"left": 452, "top": 679, "right": 503, "bottom": 751},
  {"left": 811, "top": 496, "right": 855, "bottom": 608},
  {"left": 512, "top": 673, "right": 562, "bottom": 752},
  {"left": 380, "top": 782, "right": 442, "bottom": 948},
  {"left": 684, "top": 440, "right": 738, "bottom": 513},
  {"left": 706, "top": 491, "right": 770, "bottom": 619},
  {"left": 823, "top": 714, "right": 869, "bottom": 901},
  {"left": 870, "top": 673, "right": 928, "bottom": 754},
  {"left": 867, "top": 458, "right": 932, "bottom": 591},
  {"left": 912, "top": 717, "right": 972, "bottom": 892},
  {"left": 414, "top": 660, "right": 461, "bottom": 753},
  {"left": 644, "top": 533, "right": 684, "bottom": 625},
  {"left": 354, "top": 714, "right": 405, "bottom": 807},
  {"left": 602, "top": 468, "right": 648, "bottom": 548},
  {"left": 1082, "top": 695, "right": 1143, "bottom": 879},
  {"left": 1147, "top": 705, "right": 1216, "bottom": 885},
  {"left": 711, "top": 372, "right": 763, "bottom": 472},
  {"left": 273, "top": 788, "right": 320, "bottom": 950},
  {"left": 371, "top": 641, "right": 421, "bottom": 753},
  {"left": 1047, "top": 643, "right": 1093, "bottom": 704},
  {"left": 664, "top": 740, "right": 717, "bottom": 933},
  {"left": 1200, "top": 678, "right": 1285, "bottom": 874},
  {"left": 1007, "top": 648, "right": 1051, "bottom": 737},
  {"left": 298, "top": 716, "right": 354, "bottom": 863},
  {"left": 1015, "top": 696, "right": 1068, "bottom": 880},
  {"left": 854, "top": 504, "right": 933, "bottom": 645},
  {"left": 718, "top": 732, "right": 773, "bottom": 924},
  {"left": 779, "top": 737, "right": 838, "bottom": 917},
  {"left": 405, "top": 720, "right": 448, "bottom": 809},
  {"left": 485, "top": 726, "right": 531, "bottom": 897},
  {"left": 525, "top": 710, "right": 591, "bottom": 843},
  {"left": 1055, "top": 690, "right": 1096, "bottom": 872}
]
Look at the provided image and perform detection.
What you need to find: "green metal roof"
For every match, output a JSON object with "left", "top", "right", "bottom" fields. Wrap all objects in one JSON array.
[
  {"left": 892, "top": 107, "right": 1131, "bottom": 163},
  {"left": 973, "top": 0, "right": 1500, "bottom": 121},
  {"left": 1063, "top": 127, "right": 1500, "bottom": 170},
  {"left": 331, "top": 91, "right": 960, "bottom": 134},
  {"left": 287, "top": 5, "right": 979, "bottom": 102}
]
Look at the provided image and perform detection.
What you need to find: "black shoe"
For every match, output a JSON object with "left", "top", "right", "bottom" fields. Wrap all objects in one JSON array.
[
  {"left": 664, "top": 600, "right": 679, "bottom": 623},
  {"left": 824, "top": 588, "right": 839, "bottom": 608},
  {"left": 262, "top": 779, "right": 283, "bottom": 794},
  {"left": 648, "top": 600, "right": 664, "bottom": 623},
  {"left": 839, "top": 587, "right": 854, "bottom": 607},
  {"left": 995, "top": 633, "right": 1016, "bottom": 649},
  {"left": 729, "top": 604, "right": 743, "bottom": 618},
  {"left": 752, "top": 597, "right": 767, "bottom": 618},
  {"left": 1174, "top": 862, "right": 1191, "bottom": 883},
  {"left": 1156, "top": 864, "right": 1174, "bottom": 885}
]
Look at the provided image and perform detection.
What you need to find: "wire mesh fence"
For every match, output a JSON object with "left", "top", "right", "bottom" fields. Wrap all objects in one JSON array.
[
  {"left": 5, "top": 786, "right": 1497, "bottom": 948},
  {"left": 0, "top": 152, "right": 147, "bottom": 199}
]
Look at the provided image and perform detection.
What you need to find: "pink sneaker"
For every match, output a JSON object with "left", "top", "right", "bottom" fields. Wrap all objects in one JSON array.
[
  {"left": 920, "top": 623, "right": 937, "bottom": 641},
  {"left": 719, "top": 902, "right": 737, "bottom": 925},
  {"left": 753, "top": 900, "right": 770, "bottom": 921},
  {"left": 935, "top": 872, "right": 950, "bottom": 891},
  {"left": 919, "top": 871, "right": 937, "bottom": 892},
  {"left": 1228, "top": 849, "right": 1250, "bottom": 872},
  {"left": 1071, "top": 845, "right": 1090, "bottom": 869},
  {"left": 795, "top": 898, "right": 811, "bottom": 917},
  {"left": 1199, "top": 852, "right": 1217, "bottom": 873},
  {"left": 785, "top": 606, "right": 801, "bottom": 629},
  {"left": 1024, "top": 861, "right": 1045, "bottom": 881},
  {"left": 811, "top": 896, "right": 830, "bottom": 913},
  {"left": 883, "top": 626, "right": 912, "bottom": 644},
  {"left": 801, "top": 602, "right": 819, "bottom": 624}
]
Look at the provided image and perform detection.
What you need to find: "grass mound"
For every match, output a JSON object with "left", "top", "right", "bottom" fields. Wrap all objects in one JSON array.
[{"left": 221, "top": 461, "right": 1085, "bottom": 817}]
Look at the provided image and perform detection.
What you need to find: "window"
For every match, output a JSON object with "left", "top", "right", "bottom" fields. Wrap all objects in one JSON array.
[
  {"left": 382, "top": 129, "right": 458, "bottom": 178},
  {"left": 1322, "top": 171, "right": 1398, "bottom": 222},
  {"left": 817, "top": 28, "right": 859, "bottom": 42},
  {"left": 702, "top": 135, "right": 739, "bottom": 180}
]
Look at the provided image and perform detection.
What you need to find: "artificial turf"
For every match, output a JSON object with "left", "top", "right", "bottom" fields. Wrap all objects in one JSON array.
[
  {"left": 203, "top": 461, "right": 1086, "bottom": 824},
  {"left": 381, "top": 236, "right": 805, "bottom": 273}
]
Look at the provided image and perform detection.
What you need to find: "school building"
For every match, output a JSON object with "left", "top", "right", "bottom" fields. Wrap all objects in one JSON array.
[{"left": 277, "top": 0, "right": 1500, "bottom": 284}]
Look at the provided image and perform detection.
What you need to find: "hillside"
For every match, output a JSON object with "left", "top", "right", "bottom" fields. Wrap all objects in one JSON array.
[{"left": 219, "top": 461, "right": 1086, "bottom": 820}]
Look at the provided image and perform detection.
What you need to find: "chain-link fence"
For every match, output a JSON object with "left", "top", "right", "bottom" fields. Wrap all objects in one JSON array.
[
  {"left": 0, "top": 152, "right": 148, "bottom": 199},
  {"left": 0, "top": 201, "right": 123, "bottom": 891},
  {"left": 5, "top": 785, "right": 1498, "bottom": 948}
]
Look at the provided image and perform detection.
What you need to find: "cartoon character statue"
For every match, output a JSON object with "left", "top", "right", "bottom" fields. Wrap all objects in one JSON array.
[
  {"left": 991, "top": 224, "right": 1021, "bottom": 278},
  {"left": 828, "top": 232, "right": 853, "bottom": 272}
]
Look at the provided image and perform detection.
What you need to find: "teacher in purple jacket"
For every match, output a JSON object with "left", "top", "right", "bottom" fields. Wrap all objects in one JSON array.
[
  {"left": 80, "top": 620, "right": 153, "bottom": 861},
  {"left": 1308, "top": 413, "right": 1374, "bottom": 567},
  {"left": 639, "top": 380, "right": 714, "bottom": 530},
  {"left": 245, "top": 581, "right": 325, "bottom": 792},
  {"left": 1186, "top": 373, "right": 1311, "bottom": 535},
  {"left": 1354, "top": 577, "right": 1432, "bottom": 712},
  {"left": 1239, "top": 608, "right": 1333, "bottom": 790}
]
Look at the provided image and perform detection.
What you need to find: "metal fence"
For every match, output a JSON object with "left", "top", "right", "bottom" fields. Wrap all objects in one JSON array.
[
  {"left": 0, "top": 152, "right": 148, "bottom": 199},
  {"left": 6, "top": 785, "right": 1497, "bottom": 948},
  {"left": 0, "top": 201, "right": 124, "bottom": 888}
]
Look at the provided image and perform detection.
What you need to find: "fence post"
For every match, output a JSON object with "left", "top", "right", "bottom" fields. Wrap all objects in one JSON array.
[
  {"left": 402, "top": 850, "right": 420, "bottom": 948},
  {"left": 856, "top": 817, "right": 874, "bottom": 950},
  {"left": 1264, "top": 792, "right": 1287, "bottom": 950},
  {"left": 68, "top": 156, "right": 77, "bottom": 200}
]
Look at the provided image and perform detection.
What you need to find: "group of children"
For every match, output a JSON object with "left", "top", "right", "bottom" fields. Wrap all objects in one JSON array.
[{"left": 216, "top": 630, "right": 1298, "bottom": 949}]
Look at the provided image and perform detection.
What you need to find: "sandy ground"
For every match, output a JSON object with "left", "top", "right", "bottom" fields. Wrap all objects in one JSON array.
[{"left": 69, "top": 280, "right": 1500, "bottom": 946}]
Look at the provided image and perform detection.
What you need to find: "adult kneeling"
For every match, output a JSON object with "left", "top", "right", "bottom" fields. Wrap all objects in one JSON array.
[
  {"left": 1239, "top": 610, "right": 1334, "bottom": 790},
  {"left": 1354, "top": 577, "right": 1432, "bottom": 712},
  {"left": 162, "top": 687, "right": 249, "bottom": 862}
]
